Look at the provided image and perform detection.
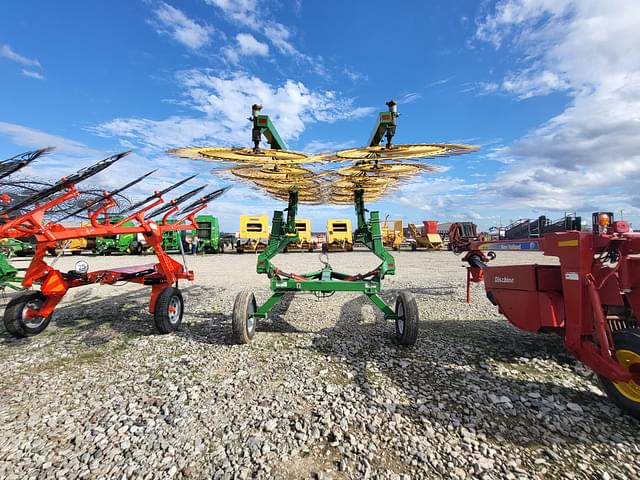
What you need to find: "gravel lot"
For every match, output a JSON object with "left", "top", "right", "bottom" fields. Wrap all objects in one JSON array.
[{"left": 1, "top": 250, "right": 639, "bottom": 479}]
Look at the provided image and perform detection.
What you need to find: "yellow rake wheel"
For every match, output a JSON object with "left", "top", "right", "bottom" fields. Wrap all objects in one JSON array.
[
  {"left": 267, "top": 189, "right": 324, "bottom": 204},
  {"left": 332, "top": 177, "right": 400, "bottom": 189},
  {"left": 337, "top": 162, "right": 437, "bottom": 176},
  {"left": 168, "top": 147, "right": 315, "bottom": 165},
  {"left": 334, "top": 143, "right": 478, "bottom": 161},
  {"left": 252, "top": 178, "right": 323, "bottom": 191},
  {"left": 230, "top": 165, "right": 316, "bottom": 180}
]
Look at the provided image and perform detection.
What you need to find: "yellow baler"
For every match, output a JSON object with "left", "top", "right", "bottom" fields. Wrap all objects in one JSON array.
[
  {"left": 237, "top": 215, "right": 269, "bottom": 253},
  {"left": 286, "top": 219, "right": 315, "bottom": 252},
  {"left": 326, "top": 219, "right": 353, "bottom": 251}
]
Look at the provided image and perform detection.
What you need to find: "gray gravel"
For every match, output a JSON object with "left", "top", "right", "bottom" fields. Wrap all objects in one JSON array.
[{"left": 0, "top": 250, "right": 639, "bottom": 479}]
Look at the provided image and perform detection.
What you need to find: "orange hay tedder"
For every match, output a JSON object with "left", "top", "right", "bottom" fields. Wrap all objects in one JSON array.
[{"left": 0, "top": 149, "right": 227, "bottom": 338}]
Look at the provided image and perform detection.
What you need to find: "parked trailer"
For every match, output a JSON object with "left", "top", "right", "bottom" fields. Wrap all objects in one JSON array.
[
  {"left": 408, "top": 220, "right": 443, "bottom": 250},
  {"left": 382, "top": 219, "right": 403, "bottom": 251}
]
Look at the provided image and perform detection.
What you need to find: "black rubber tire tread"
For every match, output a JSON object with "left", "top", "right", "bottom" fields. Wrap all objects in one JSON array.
[
  {"left": 153, "top": 287, "right": 184, "bottom": 334},
  {"left": 395, "top": 290, "right": 419, "bottom": 346},
  {"left": 3, "top": 291, "right": 52, "bottom": 338},
  {"left": 599, "top": 329, "right": 640, "bottom": 419},
  {"left": 232, "top": 289, "right": 257, "bottom": 344}
]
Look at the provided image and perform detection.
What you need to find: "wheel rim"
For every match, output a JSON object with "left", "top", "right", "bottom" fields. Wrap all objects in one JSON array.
[
  {"left": 247, "top": 300, "right": 256, "bottom": 333},
  {"left": 613, "top": 349, "right": 640, "bottom": 402},
  {"left": 22, "top": 299, "right": 46, "bottom": 329},
  {"left": 396, "top": 300, "right": 405, "bottom": 335},
  {"left": 167, "top": 296, "right": 182, "bottom": 324}
]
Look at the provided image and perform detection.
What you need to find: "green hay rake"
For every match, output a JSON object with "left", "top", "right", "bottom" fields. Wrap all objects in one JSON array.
[{"left": 170, "top": 101, "right": 476, "bottom": 345}]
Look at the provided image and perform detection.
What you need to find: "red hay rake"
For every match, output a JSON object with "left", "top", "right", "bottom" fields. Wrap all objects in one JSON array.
[
  {"left": 453, "top": 213, "right": 640, "bottom": 417},
  {"left": 0, "top": 149, "right": 227, "bottom": 338}
]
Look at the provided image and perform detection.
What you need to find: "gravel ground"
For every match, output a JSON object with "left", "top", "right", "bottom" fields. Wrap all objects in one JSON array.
[{"left": 0, "top": 250, "right": 639, "bottom": 479}]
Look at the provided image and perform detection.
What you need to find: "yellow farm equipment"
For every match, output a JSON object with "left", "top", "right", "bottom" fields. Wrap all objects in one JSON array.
[
  {"left": 408, "top": 220, "right": 443, "bottom": 250},
  {"left": 382, "top": 219, "right": 403, "bottom": 250},
  {"left": 286, "top": 219, "right": 315, "bottom": 252},
  {"left": 237, "top": 214, "right": 269, "bottom": 253},
  {"left": 326, "top": 219, "right": 353, "bottom": 251},
  {"left": 50, "top": 222, "right": 94, "bottom": 255}
]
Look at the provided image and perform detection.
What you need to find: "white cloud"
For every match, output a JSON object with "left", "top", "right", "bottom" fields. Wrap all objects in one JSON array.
[
  {"left": 0, "top": 44, "right": 41, "bottom": 67},
  {"left": 343, "top": 67, "right": 366, "bottom": 83},
  {"left": 398, "top": 93, "right": 421, "bottom": 104},
  {"left": 223, "top": 33, "right": 269, "bottom": 63},
  {"left": 427, "top": 76, "right": 455, "bottom": 87},
  {"left": 152, "top": 3, "right": 213, "bottom": 50},
  {"left": 302, "top": 140, "right": 357, "bottom": 154},
  {"left": 205, "top": 0, "right": 319, "bottom": 69},
  {"left": 0, "top": 122, "right": 232, "bottom": 216},
  {"left": 21, "top": 69, "right": 45, "bottom": 80},
  {"left": 91, "top": 71, "right": 375, "bottom": 152},
  {"left": 474, "top": 0, "right": 640, "bottom": 218},
  {"left": 205, "top": 0, "right": 258, "bottom": 28},
  {"left": 236, "top": 33, "right": 269, "bottom": 56},
  {"left": 0, "top": 122, "right": 99, "bottom": 156}
]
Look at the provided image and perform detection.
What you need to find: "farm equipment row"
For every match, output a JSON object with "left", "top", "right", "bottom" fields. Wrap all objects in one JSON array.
[
  {"left": 454, "top": 213, "right": 640, "bottom": 418},
  {"left": 50, "top": 214, "right": 221, "bottom": 256},
  {"left": 4, "top": 100, "right": 638, "bottom": 420},
  {"left": 0, "top": 148, "right": 227, "bottom": 337}
]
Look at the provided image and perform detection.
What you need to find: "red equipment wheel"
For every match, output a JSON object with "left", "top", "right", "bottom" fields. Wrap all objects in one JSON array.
[
  {"left": 232, "top": 290, "right": 257, "bottom": 344},
  {"left": 395, "top": 291, "right": 419, "bottom": 346},
  {"left": 153, "top": 287, "right": 184, "bottom": 334},
  {"left": 3, "top": 291, "right": 52, "bottom": 338},
  {"left": 599, "top": 329, "right": 640, "bottom": 418}
]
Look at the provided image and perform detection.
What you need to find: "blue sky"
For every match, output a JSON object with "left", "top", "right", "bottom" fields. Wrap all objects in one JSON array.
[{"left": 1, "top": 0, "right": 639, "bottom": 232}]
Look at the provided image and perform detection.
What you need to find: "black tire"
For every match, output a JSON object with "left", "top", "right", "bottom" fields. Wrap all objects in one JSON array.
[
  {"left": 153, "top": 287, "right": 184, "bottom": 334},
  {"left": 599, "top": 329, "right": 640, "bottom": 418},
  {"left": 3, "top": 291, "right": 52, "bottom": 338},
  {"left": 411, "top": 243, "right": 417, "bottom": 251},
  {"left": 71, "top": 250, "right": 81, "bottom": 256},
  {"left": 395, "top": 291, "right": 419, "bottom": 346},
  {"left": 232, "top": 290, "right": 257, "bottom": 344}
]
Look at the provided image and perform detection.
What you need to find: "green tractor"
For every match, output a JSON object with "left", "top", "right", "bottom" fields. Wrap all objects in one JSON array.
[
  {"left": 93, "top": 216, "right": 145, "bottom": 255},
  {"left": 160, "top": 219, "right": 185, "bottom": 253},
  {"left": 160, "top": 215, "right": 221, "bottom": 254},
  {"left": 0, "top": 237, "right": 35, "bottom": 257}
]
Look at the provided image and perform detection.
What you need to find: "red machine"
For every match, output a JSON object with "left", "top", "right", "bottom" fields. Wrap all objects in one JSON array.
[
  {"left": 1, "top": 150, "right": 227, "bottom": 338},
  {"left": 454, "top": 213, "right": 640, "bottom": 417}
]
